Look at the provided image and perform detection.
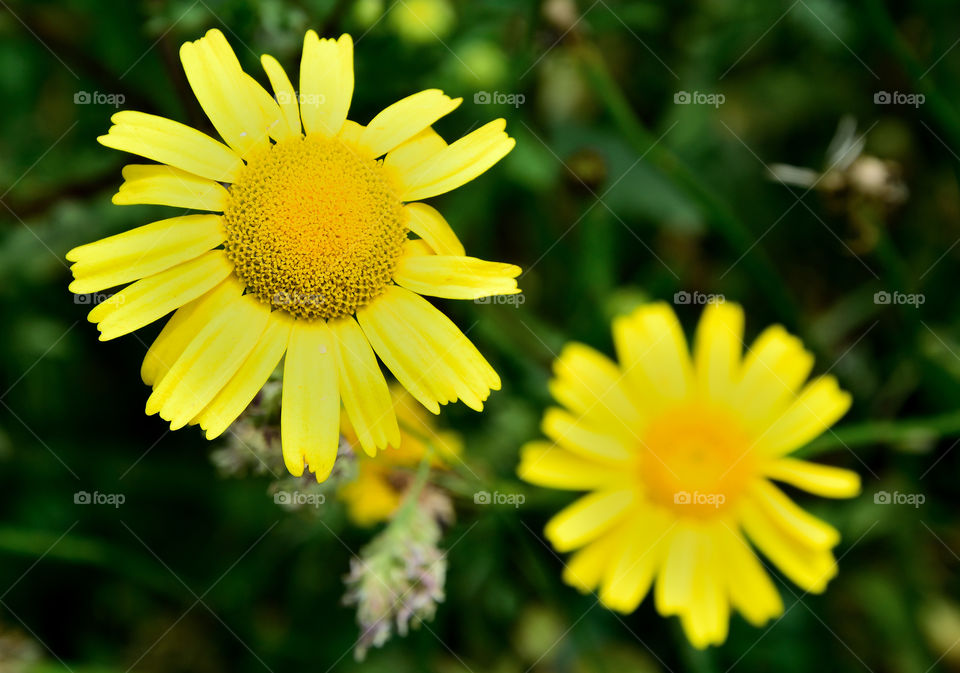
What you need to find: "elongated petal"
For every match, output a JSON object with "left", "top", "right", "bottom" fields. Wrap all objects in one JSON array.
[
  {"left": 549, "top": 342, "right": 643, "bottom": 444},
  {"left": 245, "top": 73, "right": 291, "bottom": 142},
  {"left": 760, "top": 376, "right": 852, "bottom": 455},
  {"left": 282, "top": 320, "right": 340, "bottom": 479},
  {"left": 111, "top": 164, "right": 229, "bottom": 211},
  {"left": 681, "top": 534, "right": 729, "bottom": 649},
  {"left": 765, "top": 458, "right": 861, "bottom": 498},
  {"left": 146, "top": 294, "right": 269, "bottom": 429},
  {"left": 712, "top": 524, "right": 783, "bottom": 627},
  {"left": 384, "top": 127, "right": 447, "bottom": 177},
  {"left": 394, "top": 248, "right": 520, "bottom": 300},
  {"left": 299, "top": 31, "right": 353, "bottom": 137},
  {"left": 563, "top": 529, "right": 624, "bottom": 593},
  {"left": 693, "top": 301, "right": 744, "bottom": 401},
  {"left": 544, "top": 489, "right": 635, "bottom": 552},
  {"left": 180, "top": 29, "right": 269, "bottom": 156},
  {"left": 403, "top": 203, "right": 464, "bottom": 256},
  {"left": 612, "top": 302, "right": 693, "bottom": 409},
  {"left": 195, "top": 310, "right": 292, "bottom": 439},
  {"left": 88, "top": 251, "right": 233, "bottom": 341},
  {"left": 356, "top": 286, "right": 499, "bottom": 413},
  {"left": 517, "top": 441, "right": 628, "bottom": 490},
  {"left": 398, "top": 119, "right": 514, "bottom": 201},
  {"left": 598, "top": 510, "right": 671, "bottom": 613},
  {"left": 98, "top": 111, "right": 243, "bottom": 183},
  {"left": 141, "top": 277, "right": 244, "bottom": 387},
  {"left": 331, "top": 315, "right": 400, "bottom": 457},
  {"left": 358, "top": 89, "right": 461, "bottom": 157},
  {"left": 541, "top": 407, "right": 633, "bottom": 464},
  {"left": 69, "top": 215, "right": 224, "bottom": 294},
  {"left": 749, "top": 479, "right": 840, "bottom": 548},
  {"left": 654, "top": 523, "right": 698, "bottom": 614},
  {"left": 735, "top": 325, "right": 814, "bottom": 429},
  {"left": 261, "top": 53, "right": 302, "bottom": 137},
  {"left": 740, "top": 497, "right": 838, "bottom": 593}
]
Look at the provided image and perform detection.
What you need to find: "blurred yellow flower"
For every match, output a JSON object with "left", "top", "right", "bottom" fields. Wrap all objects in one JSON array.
[
  {"left": 339, "top": 386, "right": 461, "bottom": 526},
  {"left": 67, "top": 29, "right": 518, "bottom": 481},
  {"left": 389, "top": 0, "right": 456, "bottom": 44},
  {"left": 518, "top": 301, "right": 861, "bottom": 648}
]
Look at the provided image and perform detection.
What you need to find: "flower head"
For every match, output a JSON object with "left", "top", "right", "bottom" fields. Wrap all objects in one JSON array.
[
  {"left": 68, "top": 29, "right": 518, "bottom": 481},
  {"left": 518, "top": 301, "right": 861, "bottom": 648}
]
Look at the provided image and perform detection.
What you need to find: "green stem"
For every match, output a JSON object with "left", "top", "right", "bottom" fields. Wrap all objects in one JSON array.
[
  {"left": 575, "top": 44, "right": 799, "bottom": 326},
  {"left": 798, "top": 409, "right": 960, "bottom": 457},
  {"left": 390, "top": 442, "right": 434, "bottom": 528}
]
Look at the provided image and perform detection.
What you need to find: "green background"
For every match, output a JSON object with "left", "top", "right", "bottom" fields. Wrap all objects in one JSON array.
[{"left": 1, "top": 0, "right": 959, "bottom": 671}]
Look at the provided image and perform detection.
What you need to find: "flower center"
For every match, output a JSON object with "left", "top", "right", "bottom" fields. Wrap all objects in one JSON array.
[
  {"left": 639, "top": 403, "right": 757, "bottom": 518},
  {"left": 222, "top": 135, "right": 407, "bottom": 320}
]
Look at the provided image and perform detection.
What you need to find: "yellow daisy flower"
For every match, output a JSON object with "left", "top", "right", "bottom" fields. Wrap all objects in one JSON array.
[
  {"left": 338, "top": 385, "right": 461, "bottom": 526},
  {"left": 67, "top": 29, "right": 519, "bottom": 481},
  {"left": 518, "top": 301, "right": 861, "bottom": 648}
]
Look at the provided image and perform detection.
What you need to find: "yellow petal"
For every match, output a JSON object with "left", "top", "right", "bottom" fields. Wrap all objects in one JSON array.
[
  {"left": 765, "top": 458, "right": 861, "bottom": 498},
  {"left": 88, "top": 251, "right": 234, "bottom": 341},
  {"left": 356, "top": 286, "right": 499, "bottom": 413},
  {"left": 712, "top": 523, "right": 783, "bottom": 627},
  {"left": 563, "top": 528, "right": 623, "bottom": 593},
  {"left": 517, "top": 441, "right": 627, "bottom": 490},
  {"left": 760, "top": 376, "right": 852, "bottom": 455},
  {"left": 141, "top": 277, "right": 244, "bottom": 387},
  {"left": 612, "top": 302, "right": 693, "bottom": 409},
  {"left": 654, "top": 523, "right": 698, "bottom": 615},
  {"left": 146, "top": 294, "right": 270, "bottom": 429},
  {"left": 282, "top": 320, "right": 340, "bottom": 479},
  {"left": 394, "top": 247, "right": 521, "bottom": 300},
  {"left": 338, "top": 468, "right": 402, "bottom": 527},
  {"left": 740, "top": 497, "right": 838, "bottom": 593},
  {"left": 681, "top": 535, "right": 729, "bottom": 649},
  {"left": 180, "top": 29, "right": 269, "bottom": 156},
  {"left": 383, "top": 127, "right": 447, "bottom": 177},
  {"left": 338, "top": 119, "right": 366, "bottom": 146},
  {"left": 749, "top": 479, "right": 840, "bottom": 548},
  {"left": 196, "top": 310, "right": 293, "bottom": 439},
  {"left": 244, "top": 73, "right": 292, "bottom": 142},
  {"left": 544, "top": 489, "right": 635, "bottom": 552},
  {"left": 299, "top": 31, "right": 353, "bottom": 137},
  {"left": 549, "top": 342, "right": 643, "bottom": 445},
  {"left": 403, "top": 203, "right": 464, "bottom": 256},
  {"left": 599, "top": 510, "right": 671, "bottom": 613},
  {"left": 111, "top": 164, "right": 229, "bottom": 211},
  {"left": 397, "top": 119, "right": 515, "bottom": 200},
  {"left": 68, "top": 214, "right": 224, "bottom": 294},
  {"left": 734, "top": 325, "right": 814, "bottom": 429},
  {"left": 98, "top": 111, "right": 243, "bottom": 183},
  {"left": 330, "top": 315, "right": 400, "bottom": 457},
  {"left": 541, "top": 407, "right": 633, "bottom": 464},
  {"left": 693, "top": 301, "right": 744, "bottom": 402},
  {"left": 358, "top": 89, "right": 462, "bottom": 157},
  {"left": 261, "top": 53, "right": 302, "bottom": 137}
]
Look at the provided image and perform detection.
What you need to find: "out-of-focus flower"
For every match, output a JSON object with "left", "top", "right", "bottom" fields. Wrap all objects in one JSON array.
[
  {"left": 338, "top": 386, "right": 461, "bottom": 526},
  {"left": 389, "top": 0, "right": 456, "bottom": 44},
  {"left": 453, "top": 40, "right": 509, "bottom": 88},
  {"left": 343, "top": 492, "right": 449, "bottom": 660},
  {"left": 769, "top": 116, "right": 907, "bottom": 251},
  {"left": 68, "top": 28, "right": 518, "bottom": 482},
  {"left": 518, "top": 301, "right": 861, "bottom": 648}
]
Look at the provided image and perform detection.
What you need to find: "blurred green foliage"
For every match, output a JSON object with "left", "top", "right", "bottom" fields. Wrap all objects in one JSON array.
[{"left": 2, "top": 0, "right": 960, "bottom": 671}]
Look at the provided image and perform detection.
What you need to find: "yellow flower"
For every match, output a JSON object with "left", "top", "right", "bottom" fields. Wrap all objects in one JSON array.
[
  {"left": 67, "top": 29, "right": 518, "bottom": 481},
  {"left": 338, "top": 386, "right": 461, "bottom": 526},
  {"left": 518, "top": 301, "right": 860, "bottom": 648}
]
